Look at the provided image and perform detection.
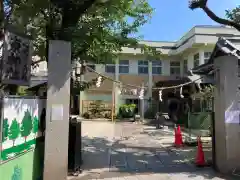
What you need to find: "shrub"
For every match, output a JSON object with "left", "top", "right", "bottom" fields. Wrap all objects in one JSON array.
[
  {"left": 119, "top": 104, "right": 136, "bottom": 118},
  {"left": 82, "top": 112, "right": 90, "bottom": 119}
]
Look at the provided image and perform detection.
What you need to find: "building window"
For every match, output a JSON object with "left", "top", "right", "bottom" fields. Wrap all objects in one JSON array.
[
  {"left": 152, "top": 60, "right": 162, "bottom": 75},
  {"left": 183, "top": 59, "right": 188, "bottom": 74},
  {"left": 204, "top": 52, "right": 211, "bottom": 63},
  {"left": 170, "top": 61, "right": 180, "bottom": 75},
  {"left": 194, "top": 53, "right": 199, "bottom": 67},
  {"left": 87, "top": 64, "right": 95, "bottom": 70},
  {"left": 105, "top": 64, "right": 115, "bottom": 73},
  {"left": 119, "top": 60, "right": 129, "bottom": 74},
  {"left": 138, "top": 60, "right": 148, "bottom": 74}
]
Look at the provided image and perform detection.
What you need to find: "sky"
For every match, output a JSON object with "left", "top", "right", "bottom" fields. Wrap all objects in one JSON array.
[{"left": 139, "top": 0, "right": 239, "bottom": 41}]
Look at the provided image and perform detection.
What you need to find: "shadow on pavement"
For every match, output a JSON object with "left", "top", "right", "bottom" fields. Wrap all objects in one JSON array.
[{"left": 77, "top": 134, "right": 237, "bottom": 180}]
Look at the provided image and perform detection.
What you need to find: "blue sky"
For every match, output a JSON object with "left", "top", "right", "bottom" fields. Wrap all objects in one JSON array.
[{"left": 139, "top": 0, "right": 239, "bottom": 41}]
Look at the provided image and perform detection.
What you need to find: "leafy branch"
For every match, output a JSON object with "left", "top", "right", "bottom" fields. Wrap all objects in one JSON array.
[{"left": 71, "top": 76, "right": 106, "bottom": 92}]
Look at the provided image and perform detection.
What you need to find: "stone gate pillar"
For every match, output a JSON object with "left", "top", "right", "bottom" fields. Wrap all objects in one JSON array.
[
  {"left": 43, "top": 40, "right": 71, "bottom": 180},
  {"left": 214, "top": 55, "right": 240, "bottom": 173}
]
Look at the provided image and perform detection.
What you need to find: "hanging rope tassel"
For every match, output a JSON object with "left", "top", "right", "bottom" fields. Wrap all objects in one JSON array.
[{"left": 180, "top": 86, "right": 184, "bottom": 98}]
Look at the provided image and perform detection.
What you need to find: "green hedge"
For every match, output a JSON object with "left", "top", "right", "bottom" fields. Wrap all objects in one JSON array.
[{"left": 118, "top": 104, "right": 136, "bottom": 118}]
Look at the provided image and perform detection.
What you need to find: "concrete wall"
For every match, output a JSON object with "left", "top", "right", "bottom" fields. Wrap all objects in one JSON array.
[{"left": 0, "top": 149, "right": 44, "bottom": 180}]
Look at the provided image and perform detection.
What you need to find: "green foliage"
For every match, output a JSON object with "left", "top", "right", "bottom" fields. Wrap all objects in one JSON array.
[
  {"left": 119, "top": 104, "right": 136, "bottom": 118},
  {"left": 2, "top": 118, "right": 9, "bottom": 142},
  {"left": 6, "top": 0, "right": 156, "bottom": 64},
  {"left": 32, "top": 116, "right": 39, "bottom": 134},
  {"left": 71, "top": 77, "right": 105, "bottom": 92},
  {"left": 20, "top": 110, "right": 33, "bottom": 140},
  {"left": 226, "top": 6, "right": 240, "bottom": 24},
  {"left": 17, "top": 86, "right": 28, "bottom": 96},
  {"left": 82, "top": 112, "right": 90, "bottom": 119},
  {"left": 192, "top": 85, "right": 214, "bottom": 100},
  {"left": 9, "top": 118, "right": 20, "bottom": 146}
]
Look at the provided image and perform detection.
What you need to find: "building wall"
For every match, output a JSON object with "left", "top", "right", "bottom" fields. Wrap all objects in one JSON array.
[
  {"left": 80, "top": 26, "right": 239, "bottom": 114},
  {"left": 30, "top": 25, "right": 240, "bottom": 114}
]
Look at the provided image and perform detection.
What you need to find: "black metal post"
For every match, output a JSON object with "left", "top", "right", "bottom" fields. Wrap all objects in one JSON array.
[{"left": 68, "top": 117, "right": 82, "bottom": 175}]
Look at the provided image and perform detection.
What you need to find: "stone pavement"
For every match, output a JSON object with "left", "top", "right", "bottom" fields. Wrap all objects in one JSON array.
[
  {"left": 141, "top": 125, "right": 213, "bottom": 165},
  {"left": 68, "top": 121, "right": 237, "bottom": 180}
]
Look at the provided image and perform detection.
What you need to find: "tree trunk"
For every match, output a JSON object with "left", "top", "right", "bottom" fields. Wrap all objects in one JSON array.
[{"left": 0, "top": 0, "right": 4, "bottom": 39}]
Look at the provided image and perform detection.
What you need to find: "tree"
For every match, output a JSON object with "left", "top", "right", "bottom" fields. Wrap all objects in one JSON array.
[
  {"left": 1, "top": 0, "right": 158, "bottom": 93},
  {"left": 4, "top": 0, "right": 156, "bottom": 65},
  {"left": 32, "top": 116, "right": 39, "bottom": 137},
  {"left": 2, "top": 118, "right": 9, "bottom": 142},
  {"left": 0, "top": 0, "right": 98, "bottom": 38},
  {"left": 9, "top": 118, "right": 20, "bottom": 146},
  {"left": 189, "top": 0, "right": 240, "bottom": 31},
  {"left": 20, "top": 110, "right": 33, "bottom": 142}
]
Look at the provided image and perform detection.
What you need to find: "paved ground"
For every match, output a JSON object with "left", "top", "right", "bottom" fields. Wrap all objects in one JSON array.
[{"left": 68, "top": 121, "right": 237, "bottom": 180}]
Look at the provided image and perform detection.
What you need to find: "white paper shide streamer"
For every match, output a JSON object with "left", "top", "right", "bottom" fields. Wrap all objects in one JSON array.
[
  {"left": 96, "top": 76, "right": 102, "bottom": 87},
  {"left": 139, "top": 88, "right": 144, "bottom": 100},
  {"left": 180, "top": 86, "right": 184, "bottom": 98},
  {"left": 117, "top": 88, "right": 122, "bottom": 95},
  {"left": 159, "top": 90, "right": 162, "bottom": 102},
  {"left": 132, "top": 89, "right": 137, "bottom": 95}
]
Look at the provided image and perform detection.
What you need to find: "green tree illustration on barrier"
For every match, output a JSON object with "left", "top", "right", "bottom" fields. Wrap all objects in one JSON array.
[
  {"left": 2, "top": 118, "right": 9, "bottom": 142},
  {"left": 9, "top": 119, "right": 20, "bottom": 146},
  {"left": 32, "top": 116, "right": 39, "bottom": 138},
  {"left": 20, "top": 110, "right": 33, "bottom": 143},
  {"left": 11, "top": 166, "right": 22, "bottom": 180}
]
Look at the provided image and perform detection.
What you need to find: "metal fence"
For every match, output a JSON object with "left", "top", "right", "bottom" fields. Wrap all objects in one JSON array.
[{"left": 186, "top": 111, "right": 213, "bottom": 138}]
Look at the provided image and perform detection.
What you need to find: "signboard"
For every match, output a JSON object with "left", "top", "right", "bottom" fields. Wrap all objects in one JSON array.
[
  {"left": 51, "top": 104, "right": 64, "bottom": 121},
  {"left": 0, "top": 97, "right": 46, "bottom": 162},
  {"left": 1, "top": 30, "right": 32, "bottom": 85},
  {"left": 225, "top": 101, "right": 240, "bottom": 124},
  {"left": 225, "top": 110, "right": 240, "bottom": 124}
]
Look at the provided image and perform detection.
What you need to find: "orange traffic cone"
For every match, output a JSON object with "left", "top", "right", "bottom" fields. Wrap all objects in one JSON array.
[
  {"left": 174, "top": 126, "right": 183, "bottom": 147},
  {"left": 195, "top": 136, "right": 206, "bottom": 167},
  {"left": 177, "top": 126, "right": 183, "bottom": 145}
]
